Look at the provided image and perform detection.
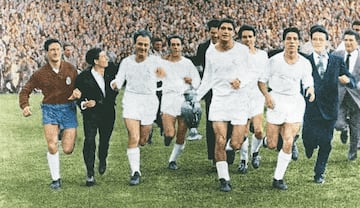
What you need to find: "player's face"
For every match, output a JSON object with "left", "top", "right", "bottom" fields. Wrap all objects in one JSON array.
[
  {"left": 240, "top": 30, "right": 255, "bottom": 48},
  {"left": 344, "top": 34, "right": 358, "bottom": 53},
  {"left": 95, "top": 51, "right": 109, "bottom": 68},
  {"left": 47, "top": 43, "right": 62, "bottom": 63},
  {"left": 284, "top": 32, "right": 300, "bottom": 53},
  {"left": 169, "top": 38, "right": 182, "bottom": 57},
  {"left": 153, "top": 41, "right": 163, "bottom": 52},
  {"left": 135, "top": 36, "right": 151, "bottom": 59},
  {"left": 218, "top": 23, "right": 234, "bottom": 42},
  {"left": 209, "top": 27, "right": 219, "bottom": 44},
  {"left": 311, "top": 32, "right": 327, "bottom": 54}
]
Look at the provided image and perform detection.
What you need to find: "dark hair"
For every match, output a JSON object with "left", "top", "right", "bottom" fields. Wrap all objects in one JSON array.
[
  {"left": 238, "top": 24, "right": 256, "bottom": 38},
  {"left": 166, "top": 35, "right": 184, "bottom": 46},
  {"left": 85, "top": 47, "right": 102, "bottom": 66},
  {"left": 63, "top": 42, "right": 72, "bottom": 50},
  {"left": 44, "top": 38, "right": 61, "bottom": 51},
  {"left": 283, "top": 27, "right": 301, "bottom": 41},
  {"left": 207, "top": 19, "right": 220, "bottom": 30},
  {"left": 152, "top": 37, "right": 163, "bottom": 44},
  {"left": 343, "top": 29, "right": 360, "bottom": 42},
  {"left": 133, "top": 29, "right": 152, "bottom": 43},
  {"left": 351, "top": 20, "right": 360, "bottom": 28},
  {"left": 310, "top": 25, "right": 329, "bottom": 40},
  {"left": 218, "top": 18, "right": 236, "bottom": 30}
]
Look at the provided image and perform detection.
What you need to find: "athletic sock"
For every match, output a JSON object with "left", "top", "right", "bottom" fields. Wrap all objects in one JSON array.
[
  {"left": 47, "top": 151, "right": 60, "bottom": 181},
  {"left": 274, "top": 149, "right": 291, "bottom": 180},
  {"left": 127, "top": 147, "right": 141, "bottom": 176},
  {"left": 169, "top": 143, "right": 184, "bottom": 162},
  {"left": 216, "top": 161, "right": 230, "bottom": 181}
]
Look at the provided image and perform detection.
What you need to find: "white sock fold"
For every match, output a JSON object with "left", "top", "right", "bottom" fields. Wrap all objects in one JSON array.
[
  {"left": 216, "top": 161, "right": 230, "bottom": 181},
  {"left": 251, "top": 134, "right": 263, "bottom": 154},
  {"left": 47, "top": 151, "right": 60, "bottom": 181},
  {"left": 127, "top": 147, "right": 141, "bottom": 176},
  {"left": 274, "top": 149, "right": 292, "bottom": 180},
  {"left": 169, "top": 143, "right": 184, "bottom": 163}
]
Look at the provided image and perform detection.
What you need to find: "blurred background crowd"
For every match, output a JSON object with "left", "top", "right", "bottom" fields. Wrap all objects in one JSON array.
[{"left": 1, "top": 0, "right": 360, "bottom": 93}]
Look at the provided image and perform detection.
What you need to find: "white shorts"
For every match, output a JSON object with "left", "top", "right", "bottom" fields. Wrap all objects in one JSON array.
[
  {"left": 266, "top": 92, "right": 305, "bottom": 125},
  {"left": 248, "top": 92, "right": 265, "bottom": 118},
  {"left": 209, "top": 92, "right": 249, "bottom": 125},
  {"left": 122, "top": 91, "right": 159, "bottom": 125},
  {"left": 161, "top": 93, "right": 184, "bottom": 117}
]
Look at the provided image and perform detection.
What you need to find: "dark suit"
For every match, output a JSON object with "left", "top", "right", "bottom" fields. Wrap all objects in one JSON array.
[
  {"left": 332, "top": 50, "right": 360, "bottom": 158},
  {"left": 75, "top": 62, "right": 119, "bottom": 177},
  {"left": 302, "top": 53, "right": 355, "bottom": 178}
]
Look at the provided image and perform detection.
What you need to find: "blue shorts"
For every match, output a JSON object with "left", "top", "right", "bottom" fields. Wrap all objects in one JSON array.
[{"left": 41, "top": 102, "right": 78, "bottom": 129}]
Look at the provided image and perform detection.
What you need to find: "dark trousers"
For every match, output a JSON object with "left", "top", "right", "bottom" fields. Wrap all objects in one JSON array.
[
  {"left": 205, "top": 91, "right": 215, "bottom": 160},
  {"left": 83, "top": 110, "right": 115, "bottom": 177},
  {"left": 303, "top": 117, "right": 335, "bottom": 176}
]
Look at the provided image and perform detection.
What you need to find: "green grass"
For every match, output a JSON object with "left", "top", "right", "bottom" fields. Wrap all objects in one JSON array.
[{"left": 1, "top": 93, "right": 359, "bottom": 208}]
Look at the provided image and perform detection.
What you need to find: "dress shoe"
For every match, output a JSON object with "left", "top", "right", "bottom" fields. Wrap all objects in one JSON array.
[
  {"left": 85, "top": 176, "right": 96, "bottom": 187},
  {"left": 305, "top": 147, "right": 314, "bottom": 159},
  {"left": 340, "top": 130, "right": 348, "bottom": 144},
  {"left": 168, "top": 161, "right": 179, "bottom": 170},
  {"left": 272, "top": 179, "right": 288, "bottom": 190},
  {"left": 348, "top": 152, "right": 357, "bottom": 161},
  {"left": 237, "top": 160, "right": 247, "bottom": 174},
  {"left": 164, "top": 136, "right": 172, "bottom": 146},
  {"left": 219, "top": 178, "right": 232, "bottom": 192},
  {"left": 99, "top": 160, "right": 107, "bottom": 175},
  {"left": 314, "top": 175, "right": 325, "bottom": 184},
  {"left": 251, "top": 152, "right": 261, "bottom": 169},
  {"left": 129, "top": 171, "right": 140, "bottom": 186},
  {"left": 50, "top": 179, "right": 61, "bottom": 190}
]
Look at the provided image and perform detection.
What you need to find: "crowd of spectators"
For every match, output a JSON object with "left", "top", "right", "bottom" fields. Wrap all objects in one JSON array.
[{"left": 1, "top": 0, "right": 360, "bottom": 93}]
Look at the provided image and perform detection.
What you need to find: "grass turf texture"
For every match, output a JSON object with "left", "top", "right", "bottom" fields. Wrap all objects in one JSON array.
[{"left": 1, "top": 93, "right": 359, "bottom": 208}]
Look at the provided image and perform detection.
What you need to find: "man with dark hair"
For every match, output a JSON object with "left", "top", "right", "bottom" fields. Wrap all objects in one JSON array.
[
  {"left": 19, "top": 38, "right": 80, "bottom": 190},
  {"left": 197, "top": 18, "right": 250, "bottom": 192},
  {"left": 192, "top": 19, "right": 222, "bottom": 169},
  {"left": 75, "top": 47, "right": 119, "bottom": 186},
  {"left": 259, "top": 27, "right": 315, "bottom": 190},
  {"left": 303, "top": 25, "right": 355, "bottom": 184},
  {"left": 111, "top": 29, "right": 165, "bottom": 186},
  {"left": 333, "top": 29, "right": 360, "bottom": 161}
]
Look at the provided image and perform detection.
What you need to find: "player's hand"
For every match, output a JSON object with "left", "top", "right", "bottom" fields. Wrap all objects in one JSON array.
[
  {"left": 306, "top": 86, "right": 315, "bottom": 102},
  {"left": 156, "top": 67, "right": 166, "bottom": 78},
  {"left": 230, "top": 79, "right": 241, "bottom": 89},
  {"left": 338, "top": 75, "right": 350, "bottom": 85},
  {"left": 68, "top": 88, "right": 81, "bottom": 100},
  {"left": 84, "top": 99, "right": 96, "bottom": 108},
  {"left": 264, "top": 94, "right": 275, "bottom": 109},
  {"left": 22, "top": 106, "right": 32, "bottom": 117},
  {"left": 184, "top": 77, "right": 192, "bottom": 84}
]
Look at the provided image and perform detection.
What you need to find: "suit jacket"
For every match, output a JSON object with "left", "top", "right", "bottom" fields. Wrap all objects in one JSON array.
[
  {"left": 305, "top": 53, "right": 355, "bottom": 121},
  {"left": 192, "top": 39, "right": 211, "bottom": 78},
  {"left": 75, "top": 62, "right": 119, "bottom": 119},
  {"left": 332, "top": 50, "right": 360, "bottom": 109}
]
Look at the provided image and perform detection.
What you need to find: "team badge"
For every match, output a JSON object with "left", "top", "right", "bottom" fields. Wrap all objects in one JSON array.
[{"left": 66, "top": 76, "right": 71, "bottom": 85}]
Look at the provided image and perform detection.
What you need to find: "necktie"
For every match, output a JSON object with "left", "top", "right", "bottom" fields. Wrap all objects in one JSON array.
[
  {"left": 317, "top": 55, "right": 325, "bottom": 79},
  {"left": 345, "top": 53, "right": 351, "bottom": 70}
]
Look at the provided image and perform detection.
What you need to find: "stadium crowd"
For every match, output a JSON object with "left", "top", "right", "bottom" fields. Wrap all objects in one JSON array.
[{"left": 1, "top": 0, "right": 360, "bottom": 92}]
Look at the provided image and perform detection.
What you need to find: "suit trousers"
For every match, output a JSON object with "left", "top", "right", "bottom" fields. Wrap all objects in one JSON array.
[{"left": 82, "top": 109, "right": 115, "bottom": 177}]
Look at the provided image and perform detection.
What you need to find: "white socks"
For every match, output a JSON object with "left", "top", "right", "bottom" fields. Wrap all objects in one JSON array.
[
  {"left": 251, "top": 134, "right": 263, "bottom": 154},
  {"left": 274, "top": 149, "right": 291, "bottom": 180},
  {"left": 240, "top": 137, "right": 249, "bottom": 163},
  {"left": 47, "top": 151, "right": 60, "bottom": 181},
  {"left": 127, "top": 147, "right": 141, "bottom": 176},
  {"left": 216, "top": 161, "right": 230, "bottom": 181},
  {"left": 169, "top": 143, "right": 184, "bottom": 163}
]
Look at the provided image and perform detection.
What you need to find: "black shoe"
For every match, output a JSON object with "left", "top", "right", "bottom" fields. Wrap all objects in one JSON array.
[
  {"left": 340, "top": 130, "right": 348, "bottom": 144},
  {"left": 348, "top": 152, "right": 357, "bottom": 161},
  {"left": 305, "top": 147, "right": 314, "bottom": 159},
  {"left": 272, "top": 179, "right": 288, "bottom": 190},
  {"left": 219, "top": 178, "right": 232, "bottom": 192},
  {"left": 237, "top": 160, "right": 247, "bottom": 174},
  {"left": 226, "top": 150, "right": 235, "bottom": 165},
  {"left": 292, "top": 143, "right": 299, "bottom": 161},
  {"left": 164, "top": 136, "right": 172, "bottom": 146},
  {"left": 99, "top": 160, "right": 107, "bottom": 175},
  {"left": 85, "top": 176, "right": 96, "bottom": 187},
  {"left": 314, "top": 175, "right": 325, "bottom": 184},
  {"left": 129, "top": 171, "right": 140, "bottom": 186},
  {"left": 251, "top": 152, "right": 261, "bottom": 169},
  {"left": 168, "top": 161, "right": 178, "bottom": 170},
  {"left": 50, "top": 179, "right": 61, "bottom": 190}
]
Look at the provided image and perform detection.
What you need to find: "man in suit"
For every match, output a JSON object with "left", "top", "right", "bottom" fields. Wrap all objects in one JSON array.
[
  {"left": 302, "top": 26, "right": 355, "bottom": 184},
  {"left": 75, "top": 48, "right": 119, "bottom": 186},
  {"left": 333, "top": 29, "right": 360, "bottom": 161},
  {"left": 192, "top": 19, "right": 224, "bottom": 168}
]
